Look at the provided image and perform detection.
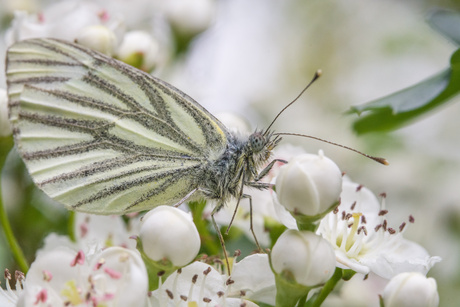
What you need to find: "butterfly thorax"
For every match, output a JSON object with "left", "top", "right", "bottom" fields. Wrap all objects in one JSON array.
[{"left": 198, "top": 130, "right": 279, "bottom": 209}]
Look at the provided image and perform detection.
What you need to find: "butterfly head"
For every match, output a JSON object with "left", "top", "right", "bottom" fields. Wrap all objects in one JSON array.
[{"left": 248, "top": 130, "right": 281, "bottom": 162}]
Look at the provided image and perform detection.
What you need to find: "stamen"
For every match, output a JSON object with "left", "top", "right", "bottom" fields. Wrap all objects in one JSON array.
[
  {"left": 43, "top": 270, "right": 53, "bottom": 282},
  {"left": 166, "top": 289, "right": 174, "bottom": 300},
  {"left": 34, "top": 288, "right": 48, "bottom": 304},
  {"left": 4, "top": 269, "right": 11, "bottom": 280},
  {"left": 70, "top": 250, "right": 85, "bottom": 267},
  {"left": 226, "top": 278, "right": 235, "bottom": 286},
  {"left": 399, "top": 222, "right": 406, "bottom": 232},
  {"left": 104, "top": 267, "right": 122, "bottom": 279},
  {"left": 409, "top": 215, "right": 415, "bottom": 223},
  {"left": 350, "top": 201, "right": 357, "bottom": 210},
  {"left": 388, "top": 228, "right": 396, "bottom": 234},
  {"left": 378, "top": 210, "right": 388, "bottom": 216}
]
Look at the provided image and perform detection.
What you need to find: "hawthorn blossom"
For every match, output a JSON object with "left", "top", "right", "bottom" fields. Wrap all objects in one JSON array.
[
  {"left": 382, "top": 272, "right": 439, "bottom": 307},
  {"left": 150, "top": 254, "right": 275, "bottom": 306},
  {"left": 317, "top": 179, "right": 441, "bottom": 279},
  {"left": 16, "top": 246, "right": 148, "bottom": 306},
  {"left": 5, "top": 0, "right": 125, "bottom": 52}
]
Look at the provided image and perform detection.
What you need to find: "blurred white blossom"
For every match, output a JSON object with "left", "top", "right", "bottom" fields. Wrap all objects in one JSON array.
[
  {"left": 5, "top": 0, "right": 125, "bottom": 47},
  {"left": 75, "top": 25, "right": 118, "bottom": 56},
  {"left": 16, "top": 245, "right": 148, "bottom": 306},
  {"left": 317, "top": 179, "right": 441, "bottom": 279},
  {"left": 382, "top": 272, "right": 439, "bottom": 307},
  {"left": 0, "top": 269, "right": 24, "bottom": 307},
  {"left": 163, "top": 0, "right": 216, "bottom": 37},
  {"left": 0, "top": 89, "right": 12, "bottom": 137},
  {"left": 117, "top": 30, "right": 161, "bottom": 72}
]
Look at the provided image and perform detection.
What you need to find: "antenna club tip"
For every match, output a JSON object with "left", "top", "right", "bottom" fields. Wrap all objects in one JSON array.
[
  {"left": 373, "top": 157, "right": 389, "bottom": 166},
  {"left": 316, "top": 69, "right": 322, "bottom": 77}
]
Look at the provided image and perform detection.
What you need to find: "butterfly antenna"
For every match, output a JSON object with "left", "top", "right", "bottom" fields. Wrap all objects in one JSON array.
[
  {"left": 274, "top": 132, "right": 389, "bottom": 165},
  {"left": 264, "top": 70, "right": 322, "bottom": 136}
]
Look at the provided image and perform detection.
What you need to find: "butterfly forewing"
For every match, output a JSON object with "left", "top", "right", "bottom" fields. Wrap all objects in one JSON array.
[{"left": 6, "top": 38, "right": 229, "bottom": 214}]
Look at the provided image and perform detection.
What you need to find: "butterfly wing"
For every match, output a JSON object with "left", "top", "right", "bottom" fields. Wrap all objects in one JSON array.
[{"left": 6, "top": 38, "right": 228, "bottom": 214}]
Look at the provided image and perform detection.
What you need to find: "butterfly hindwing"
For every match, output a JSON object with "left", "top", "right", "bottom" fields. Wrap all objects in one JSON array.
[{"left": 6, "top": 38, "right": 229, "bottom": 214}]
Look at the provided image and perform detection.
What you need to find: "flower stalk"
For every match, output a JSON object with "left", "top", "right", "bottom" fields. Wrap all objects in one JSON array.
[{"left": 0, "top": 136, "right": 29, "bottom": 273}]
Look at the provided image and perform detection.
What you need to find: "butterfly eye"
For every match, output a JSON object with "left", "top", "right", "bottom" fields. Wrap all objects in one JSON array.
[{"left": 249, "top": 133, "right": 265, "bottom": 152}]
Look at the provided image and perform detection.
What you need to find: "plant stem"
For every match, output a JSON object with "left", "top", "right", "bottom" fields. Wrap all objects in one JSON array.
[
  {"left": 308, "top": 267, "right": 343, "bottom": 307},
  {"left": 0, "top": 137, "right": 29, "bottom": 272}
]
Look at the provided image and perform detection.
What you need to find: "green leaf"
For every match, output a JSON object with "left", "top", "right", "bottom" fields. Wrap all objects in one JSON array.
[
  {"left": 349, "top": 48, "right": 460, "bottom": 134},
  {"left": 427, "top": 8, "right": 460, "bottom": 45}
]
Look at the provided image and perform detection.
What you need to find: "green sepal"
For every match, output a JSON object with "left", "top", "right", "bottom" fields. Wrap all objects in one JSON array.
[
  {"left": 294, "top": 201, "right": 340, "bottom": 232},
  {"left": 274, "top": 269, "right": 312, "bottom": 307},
  {"left": 341, "top": 269, "right": 356, "bottom": 281},
  {"left": 265, "top": 217, "right": 287, "bottom": 248},
  {"left": 134, "top": 236, "right": 179, "bottom": 291}
]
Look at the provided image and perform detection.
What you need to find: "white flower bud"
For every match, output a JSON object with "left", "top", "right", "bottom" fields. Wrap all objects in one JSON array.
[
  {"left": 271, "top": 230, "right": 336, "bottom": 287},
  {"left": 0, "top": 89, "right": 12, "bottom": 137},
  {"left": 116, "top": 30, "right": 160, "bottom": 71},
  {"left": 383, "top": 272, "right": 439, "bottom": 307},
  {"left": 76, "top": 25, "right": 117, "bottom": 56},
  {"left": 275, "top": 151, "right": 342, "bottom": 217},
  {"left": 139, "top": 206, "right": 200, "bottom": 267},
  {"left": 165, "top": 0, "right": 215, "bottom": 36}
]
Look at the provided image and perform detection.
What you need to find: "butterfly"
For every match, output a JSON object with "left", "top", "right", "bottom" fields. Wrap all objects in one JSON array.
[{"left": 5, "top": 38, "right": 289, "bottom": 263}]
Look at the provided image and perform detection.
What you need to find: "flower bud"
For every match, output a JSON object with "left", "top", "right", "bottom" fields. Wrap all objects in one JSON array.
[
  {"left": 0, "top": 89, "right": 12, "bottom": 137},
  {"left": 271, "top": 229, "right": 336, "bottom": 287},
  {"left": 139, "top": 206, "right": 200, "bottom": 267},
  {"left": 275, "top": 151, "right": 342, "bottom": 218},
  {"left": 117, "top": 30, "right": 160, "bottom": 72},
  {"left": 382, "top": 272, "right": 439, "bottom": 307},
  {"left": 165, "top": 0, "right": 215, "bottom": 36},
  {"left": 76, "top": 25, "right": 117, "bottom": 56}
]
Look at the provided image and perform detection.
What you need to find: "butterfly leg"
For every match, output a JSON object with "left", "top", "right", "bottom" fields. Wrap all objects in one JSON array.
[
  {"left": 173, "top": 188, "right": 199, "bottom": 208},
  {"left": 211, "top": 203, "right": 232, "bottom": 275},
  {"left": 241, "top": 193, "right": 263, "bottom": 252},
  {"left": 254, "top": 158, "right": 288, "bottom": 182}
]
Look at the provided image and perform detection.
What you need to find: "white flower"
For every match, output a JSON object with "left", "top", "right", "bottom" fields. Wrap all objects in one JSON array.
[
  {"left": 150, "top": 254, "right": 274, "bottom": 306},
  {"left": 74, "top": 213, "right": 138, "bottom": 252},
  {"left": 0, "top": 89, "right": 12, "bottom": 137},
  {"left": 271, "top": 230, "right": 336, "bottom": 287},
  {"left": 116, "top": 30, "right": 162, "bottom": 72},
  {"left": 275, "top": 151, "right": 342, "bottom": 218},
  {"left": 317, "top": 179, "right": 441, "bottom": 279},
  {"left": 5, "top": 0, "right": 125, "bottom": 47},
  {"left": 139, "top": 206, "right": 200, "bottom": 267},
  {"left": 382, "top": 272, "right": 439, "bottom": 307},
  {"left": 75, "top": 25, "right": 118, "bottom": 56},
  {"left": 163, "top": 0, "right": 216, "bottom": 36},
  {"left": 0, "top": 269, "right": 24, "bottom": 307},
  {"left": 16, "top": 246, "right": 148, "bottom": 306}
]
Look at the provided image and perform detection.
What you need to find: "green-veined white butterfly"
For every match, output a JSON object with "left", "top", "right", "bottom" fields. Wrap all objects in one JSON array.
[
  {"left": 6, "top": 38, "right": 387, "bottom": 265},
  {"left": 5, "top": 38, "right": 285, "bottom": 261}
]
